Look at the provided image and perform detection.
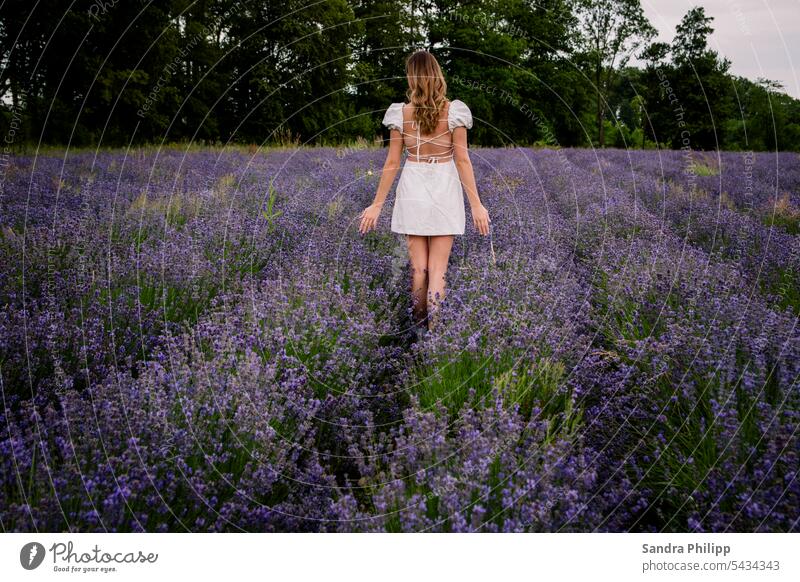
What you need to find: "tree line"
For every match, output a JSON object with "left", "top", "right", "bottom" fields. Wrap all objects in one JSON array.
[{"left": 1, "top": 0, "right": 798, "bottom": 151}]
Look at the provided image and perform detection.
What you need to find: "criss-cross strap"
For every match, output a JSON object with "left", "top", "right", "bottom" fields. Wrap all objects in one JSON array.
[
  {"left": 405, "top": 102, "right": 454, "bottom": 163},
  {"left": 409, "top": 121, "right": 454, "bottom": 163}
]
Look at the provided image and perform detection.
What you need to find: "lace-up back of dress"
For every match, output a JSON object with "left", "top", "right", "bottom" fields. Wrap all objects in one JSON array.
[{"left": 401, "top": 102, "right": 454, "bottom": 161}]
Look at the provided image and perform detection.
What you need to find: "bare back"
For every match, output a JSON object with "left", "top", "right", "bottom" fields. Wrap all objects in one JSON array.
[{"left": 399, "top": 101, "right": 453, "bottom": 161}]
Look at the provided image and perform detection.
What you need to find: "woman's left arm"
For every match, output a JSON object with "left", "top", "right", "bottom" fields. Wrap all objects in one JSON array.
[
  {"left": 452, "top": 126, "right": 490, "bottom": 236},
  {"left": 359, "top": 129, "right": 403, "bottom": 234}
]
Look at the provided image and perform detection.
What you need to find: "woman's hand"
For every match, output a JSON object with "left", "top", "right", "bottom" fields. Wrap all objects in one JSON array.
[
  {"left": 471, "top": 203, "right": 490, "bottom": 236},
  {"left": 358, "top": 203, "right": 382, "bottom": 235}
]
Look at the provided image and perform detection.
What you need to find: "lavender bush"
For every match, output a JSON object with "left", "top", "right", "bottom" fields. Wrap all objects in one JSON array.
[{"left": 0, "top": 146, "right": 797, "bottom": 532}]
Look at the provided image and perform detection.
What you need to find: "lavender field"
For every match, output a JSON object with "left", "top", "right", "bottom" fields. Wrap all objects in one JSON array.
[{"left": 1, "top": 146, "right": 798, "bottom": 532}]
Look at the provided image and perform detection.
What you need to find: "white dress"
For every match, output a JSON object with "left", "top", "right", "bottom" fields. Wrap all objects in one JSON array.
[{"left": 382, "top": 100, "right": 473, "bottom": 236}]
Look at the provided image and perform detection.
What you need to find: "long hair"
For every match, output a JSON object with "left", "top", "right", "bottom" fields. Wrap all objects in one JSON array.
[{"left": 405, "top": 50, "right": 448, "bottom": 135}]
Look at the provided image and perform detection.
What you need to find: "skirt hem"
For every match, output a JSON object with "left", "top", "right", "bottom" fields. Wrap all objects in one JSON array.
[{"left": 391, "top": 229, "right": 464, "bottom": 236}]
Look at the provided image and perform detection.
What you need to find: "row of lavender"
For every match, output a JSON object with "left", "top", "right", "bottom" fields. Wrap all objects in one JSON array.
[{"left": 0, "top": 147, "right": 797, "bottom": 532}]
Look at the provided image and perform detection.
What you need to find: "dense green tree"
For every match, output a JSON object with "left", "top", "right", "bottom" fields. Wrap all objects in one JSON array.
[
  {"left": 5, "top": 0, "right": 183, "bottom": 145},
  {"left": 572, "top": 0, "right": 656, "bottom": 147},
  {"left": 605, "top": 66, "right": 646, "bottom": 147},
  {"left": 427, "top": 0, "right": 578, "bottom": 146},
  {"left": 350, "top": 0, "right": 421, "bottom": 137},
  {"left": 672, "top": 7, "right": 734, "bottom": 148},
  {"left": 221, "top": 0, "right": 359, "bottom": 144},
  {"left": 0, "top": 0, "right": 798, "bottom": 150},
  {"left": 672, "top": 6, "right": 713, "bottom": 63},
  {"left": 726, "top": 77, "right": 800, "bottom": 152}
]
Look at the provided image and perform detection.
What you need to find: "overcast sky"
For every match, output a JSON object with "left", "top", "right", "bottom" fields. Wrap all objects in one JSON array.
[{"left": 640, "top": 0, "right": 800, "bottom": 97}]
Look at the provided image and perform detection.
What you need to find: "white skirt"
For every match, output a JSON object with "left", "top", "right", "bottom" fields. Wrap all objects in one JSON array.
[{"left": 391, "top": 159, "right": 466, "bottom": 236}]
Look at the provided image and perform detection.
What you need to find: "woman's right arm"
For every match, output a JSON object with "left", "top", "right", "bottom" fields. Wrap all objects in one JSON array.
[
  {"left": 452, "top": 127, "right": 490, "bottom": 236},
  {"left": 359, "top": 129, "right": 403, "bottom": 234}
]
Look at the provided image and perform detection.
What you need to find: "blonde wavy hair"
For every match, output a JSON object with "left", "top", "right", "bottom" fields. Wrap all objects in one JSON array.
[{"left": 405, "top": 50, "right": 448, "bottom": 135}]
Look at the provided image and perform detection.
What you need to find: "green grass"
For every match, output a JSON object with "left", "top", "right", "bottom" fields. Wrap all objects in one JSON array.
[
  {"left": 629, "top": 362, "right": 778, "bottom": 529},
  {"left": 592, "top": 269, "right": 678, "bottom": 350},
  {"left": 494, "top": 357, "right": 581, "bottom": 442},
  {"left": 689, "top": 161, "right": 719, "bottom": 176},
  {"left": 413, "top": 350, "right": 495, "bottom": 415},
  {"left": 763, "top": 212, "right": 800, "bottom": 235},
  {"left": 379, "top": 355, "right": 579, "bottom": 531},
  {"left": 261, "top": 176, "right": 283, "bottom": 233},
  {"left": 762, "top": 268, "right": 800, "bottom": 313},
  {"left": 412, "top": 350, "right": 580, "bottom": 439},
  {"left": 135, "top": 279, "right": 219, "bottom": 325}
]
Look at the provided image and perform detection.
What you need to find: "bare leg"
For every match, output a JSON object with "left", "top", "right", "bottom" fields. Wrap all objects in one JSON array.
[
  {"left": 405, "top": 235, "right": 429, "bottom": 326},
  {"left": 426, "top": 235, "right": 454, "bottom": 330}
]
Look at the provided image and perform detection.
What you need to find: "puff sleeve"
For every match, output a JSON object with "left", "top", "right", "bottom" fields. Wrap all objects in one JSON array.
[
  {"left": 448, "top": 99, "right": 473, "bottom": 132},
  {"left": 381, "top": 102, "right": 404, "bottom": 131}
]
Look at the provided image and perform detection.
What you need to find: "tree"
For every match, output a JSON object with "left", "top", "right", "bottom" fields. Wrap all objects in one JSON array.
[
  {"left": 573, "top": 0, "right": 656, "bottom": 146},
  {"left": 224, "top": 0, "right": 358, "bottom": 143},
  {"left": 351, "top": 0, "right": 420, "bottom": 137},
  {"left": 1, "top": 0, "right": 799, "bottom": 150},
  {"left": 671, "top": 6, "right": 713, "bottom": 64},
  {"left": 426, "top": 0, "right": 577, "bottom": 146},
  {"left": 729, "top": 77, "right": 799, "bottom": 151},
  {"left": 667, "top": 6, "right": 734, "bottom": 149}
]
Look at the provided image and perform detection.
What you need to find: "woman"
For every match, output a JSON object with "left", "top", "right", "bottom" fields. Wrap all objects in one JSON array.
[{"left": 358, "top": 50, "right": 490, "bottom": 332}]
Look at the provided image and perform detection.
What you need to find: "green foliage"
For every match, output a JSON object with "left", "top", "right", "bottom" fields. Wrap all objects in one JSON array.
[
  {"left": 261, "top": 177, "right": 283, "bottom": 233},
  {"left": 135, "top": 279, "right": 219, "bottom": 326},
  {"left": 573, "top": 0, "right": 657, "bottom": 147},
  {"left": 493, "top": 357, "right": 581, "bottom": 441},
  {"left": 689, "top": 161, "right": 718, "bottom": 176},
  {"left": 0, "top": 1, "right": 799, "bottom": 150},
  {"left": 672, "top": 6, "right": 714, "bottom": 64},
  {"left": 635, "top": 7, "right": 736, "bottom": 150},
  {"left": 412, "top": 350, "right": 580, "bottom": 442}
]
